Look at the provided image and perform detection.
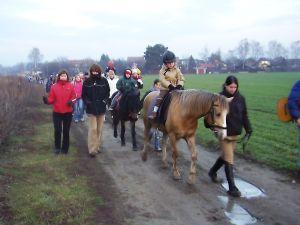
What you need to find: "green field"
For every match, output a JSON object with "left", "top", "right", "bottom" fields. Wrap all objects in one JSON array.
[{"left": 140, "top": 72, "right": 299, "bottom": 171}]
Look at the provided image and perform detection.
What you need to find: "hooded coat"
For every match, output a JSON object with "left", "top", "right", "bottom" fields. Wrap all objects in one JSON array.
[
  {"left": 82, "top": 75, "right": 110, "bottom": 115},
  {"left": 220, "top": 90, "right": 252, "bottom": 136}
]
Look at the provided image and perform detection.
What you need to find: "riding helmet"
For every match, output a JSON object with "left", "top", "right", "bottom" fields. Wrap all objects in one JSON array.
[{"left": 163, "top": 50, "right": 176, "bottom": 64}]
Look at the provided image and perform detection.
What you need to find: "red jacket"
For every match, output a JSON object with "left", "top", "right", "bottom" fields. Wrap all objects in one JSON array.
[{"left": 48, "top": 81, "right": 76, "bottom": 113}]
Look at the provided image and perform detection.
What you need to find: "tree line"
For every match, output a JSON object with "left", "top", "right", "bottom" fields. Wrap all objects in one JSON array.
[{"left": 0, "top": 39, "right": 299, "bottom": 76}]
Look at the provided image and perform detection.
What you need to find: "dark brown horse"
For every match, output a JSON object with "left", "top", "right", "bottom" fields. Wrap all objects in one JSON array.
[
  {"left": 141, "top": 89, "right": 229, "bottom": 184},
  {"left": 111, "top": 91, "right": 140, "bottom": 150}
]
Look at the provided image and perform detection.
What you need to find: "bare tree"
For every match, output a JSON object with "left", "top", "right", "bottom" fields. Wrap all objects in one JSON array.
[
  {"left": 249, "top": 40, "right": 264, "bottom": 60},
  {"left": 267, "top": 41, "right": 288, "bottom": 59},
  {"left": 199, "top": 47, "right": 210, "bottom": 62},
  {"left": 236, "top": 39, "right": 249, "bottom": 69},
  {"left": 28, "top": 47, "right": 43, "bottom": 72},
  {"left": 290, "top": 41, "right": 300, "bottom": 59}
]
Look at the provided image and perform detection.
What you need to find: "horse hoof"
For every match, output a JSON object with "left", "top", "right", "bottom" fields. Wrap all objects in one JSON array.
[
  {"left": 141, "top": 151, "right": 147, "bottom": 161},
  {"left": 162, "top": 162, "right": 168, "bottom": 169},
  {"left": 132, "top": 146, "right": 138, "bottom": 151},
  {"left": 173, "top": 172, "right": 181, "bottom": 180},
  {"left": 121, "top": 142, "right": 125, "bottom": 146},
  {"left": 187, "top": 174, "right": 196, "bottom": 185},
  {"left": 114, "top": 133, "right": 118, "bottom": 138}
]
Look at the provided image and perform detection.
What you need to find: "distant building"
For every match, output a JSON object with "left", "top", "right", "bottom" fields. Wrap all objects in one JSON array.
[{"left": 196, "top": 63, "right": 214, "bottom": 74}]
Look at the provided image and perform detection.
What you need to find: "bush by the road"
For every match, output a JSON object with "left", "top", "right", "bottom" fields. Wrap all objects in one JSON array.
[{"left": 0, "top": 76, "right": 44, "bottom": 145}]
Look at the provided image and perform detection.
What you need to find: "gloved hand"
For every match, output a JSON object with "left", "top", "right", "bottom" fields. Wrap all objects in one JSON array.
[
  {"left": 42, "top": 96, "right": 48, "bottom": 104},
  {"left": 168, "top": 84, "right": 175, "bottom": 91},
  {"left": 176, "top": 85, "right": 183, "bottom": 90},
  {"left": 67, "top": 100, "right": 74, "bottom": 107},
  {"left": 245, "top": 130, "right": 252, "bottom": 140}
]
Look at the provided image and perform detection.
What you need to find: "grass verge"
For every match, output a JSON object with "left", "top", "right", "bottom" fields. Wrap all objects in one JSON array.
[{"left": 0, "top": 106, "right": 103, "bottom": 225}]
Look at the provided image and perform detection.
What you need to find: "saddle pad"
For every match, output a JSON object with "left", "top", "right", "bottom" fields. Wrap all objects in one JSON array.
[{"left": 277, "top": 97, "right": 292, "bottom": 122}]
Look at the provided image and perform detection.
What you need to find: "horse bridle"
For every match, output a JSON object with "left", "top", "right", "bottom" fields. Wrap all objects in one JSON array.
[{"left": 203, "top": 102, "right": 227, "bottom": 130}]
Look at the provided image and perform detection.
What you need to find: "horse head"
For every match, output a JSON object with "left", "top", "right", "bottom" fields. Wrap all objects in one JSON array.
[
  {"left": 204, "top": 94, "right": 229, "bottom": 140},
  {"left": 120, "top": 91, "right": 140, "bottom": 121}
]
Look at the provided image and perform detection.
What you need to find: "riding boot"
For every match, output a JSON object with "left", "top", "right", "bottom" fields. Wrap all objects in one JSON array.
[
  {"left": 208, "top": 157, "right": 225, "bottom": 183},
  {"left": 224, "top": 162, "right": 241, "bottom": 197}
]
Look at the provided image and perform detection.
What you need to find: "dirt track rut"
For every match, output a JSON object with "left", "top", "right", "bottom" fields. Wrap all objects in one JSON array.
[{"left": 71, "top": 118, "right": 300, "bottom": 225}]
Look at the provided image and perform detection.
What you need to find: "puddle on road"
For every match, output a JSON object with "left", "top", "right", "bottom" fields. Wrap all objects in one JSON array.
[
  {"left": 218, "top": 196, "right": 257, "bottom": 225},
  {"left": 221, "top": 178, "right": 266, "bottom": 199}
]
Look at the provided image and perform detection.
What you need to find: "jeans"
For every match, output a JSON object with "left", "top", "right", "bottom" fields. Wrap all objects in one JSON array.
[
  {"left": 73, "top": 98, "right": 84, "bottom": 121},
  {"left": 110, "top": 92, "right": 122, "bottom": 109},
  {"left": 154, "top": 129, "right": 162, "bottom": 150},
  {"left": 52, "top": 112, "right": 72, "bottom": 153}
]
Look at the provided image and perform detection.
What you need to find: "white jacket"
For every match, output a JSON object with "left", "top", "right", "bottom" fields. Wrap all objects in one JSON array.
[{"left": 107, "top": 76, "right": 119, "bottom": 97}]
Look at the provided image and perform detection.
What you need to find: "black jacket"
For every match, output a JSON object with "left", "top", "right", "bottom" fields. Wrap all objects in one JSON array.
[
  {"left": 221, "top": 91, "right": 252, "bottom": 136},
  {"left": 82, "top": 76, "right": 110, "bottom": 115}
]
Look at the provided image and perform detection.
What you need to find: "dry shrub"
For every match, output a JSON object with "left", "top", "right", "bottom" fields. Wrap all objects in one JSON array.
[{"left": 0, "top": 76, "right": 44, "bottom": 145}]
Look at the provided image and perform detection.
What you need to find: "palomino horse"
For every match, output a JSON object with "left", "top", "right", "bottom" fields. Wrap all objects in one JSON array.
[
  {"left": 111, "top": 91, "right": 140, "bottom": 150},
  {"left": 141, "top": 89, "right": 229, "bottom": 184}
]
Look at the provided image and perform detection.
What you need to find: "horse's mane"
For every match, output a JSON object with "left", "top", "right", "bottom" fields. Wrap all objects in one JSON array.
[{"left": 172, "top": 89, "right": 228, "bottom": 116}]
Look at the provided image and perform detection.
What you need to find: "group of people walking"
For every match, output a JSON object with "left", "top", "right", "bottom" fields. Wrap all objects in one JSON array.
[
  {"left": 42, "top": 50, "right": 300, "bottom": 197},
  {"left": 43, "top": 62, "right": 143, "bottom": 157}
]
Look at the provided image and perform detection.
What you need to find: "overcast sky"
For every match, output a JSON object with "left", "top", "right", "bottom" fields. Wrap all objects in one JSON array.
[{"left": 0, "top": 0, "right": 299, "bottom": 66}]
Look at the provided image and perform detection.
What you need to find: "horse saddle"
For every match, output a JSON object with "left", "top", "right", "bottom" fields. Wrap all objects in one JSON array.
[{"left": 147, "top": 92, "right": 172, "bottom": 124}]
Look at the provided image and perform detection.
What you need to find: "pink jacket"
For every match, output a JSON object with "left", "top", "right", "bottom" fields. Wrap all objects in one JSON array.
[{"left": 73, "top": 80, "right": 83, "bottom": 99}]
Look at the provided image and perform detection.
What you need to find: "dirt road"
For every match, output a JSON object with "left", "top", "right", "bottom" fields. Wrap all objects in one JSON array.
[{"left": 71, "top": 117, "right": 300, "bottom": 225}]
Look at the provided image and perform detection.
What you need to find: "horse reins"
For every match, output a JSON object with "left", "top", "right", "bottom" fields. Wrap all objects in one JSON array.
[{"left": 203, "top": 101, "right": 227, "bottom": 130}]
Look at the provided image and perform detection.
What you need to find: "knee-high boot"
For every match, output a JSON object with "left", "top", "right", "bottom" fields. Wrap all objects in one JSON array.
[
  {"left": 224, "top": 162, "right": 241, "bottom": 197},
  {"left": 208, "top": 157, "right": 225, "bottom": 183}
]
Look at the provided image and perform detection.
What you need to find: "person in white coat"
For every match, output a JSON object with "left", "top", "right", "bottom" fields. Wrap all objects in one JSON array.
[{"left": 106, "top": 69, "right": 119, "bottom": 107}]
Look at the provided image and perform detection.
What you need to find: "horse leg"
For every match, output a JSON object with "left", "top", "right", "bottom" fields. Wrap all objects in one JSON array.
[
  {"left": 121, "top": 120, "right": 125, "bottom": 146},
  {"left": 169, "top": 134, "right": 181, "bottom": 180},
  {"left": 131, "top": 121, "right": 137, "bottom": 150},
  {"left": 141, "top": 119, "right": 151, "bottom": 161},
  {"left": 161, "top": 133, "right": 169, "bottom": 168},
  {"left": 113, "top": 114, "right": 118, "bottom": 138},
  {"left": 185, "top": 135, "right": 198, "bottom": 184}
]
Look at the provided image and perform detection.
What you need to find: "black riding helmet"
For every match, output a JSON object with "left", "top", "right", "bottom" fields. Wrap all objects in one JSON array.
[{"left": 163, "top": 50, "right": 176, "bottom": 64}]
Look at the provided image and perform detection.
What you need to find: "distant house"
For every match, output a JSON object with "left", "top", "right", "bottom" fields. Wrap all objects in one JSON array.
[
  {"left": 287, "top": 59, "right": 300, "bottom": 71},
  {"left": 196, "top": 63, "right": 214, "bottom": 74},
  {"left": 258, "top": 59, "right": 271, "bottom": 71},
  {"left": 127, "top": 56, "right": 146, "bottom": 68}
]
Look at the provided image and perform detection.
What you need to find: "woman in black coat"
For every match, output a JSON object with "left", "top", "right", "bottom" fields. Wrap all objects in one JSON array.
[
  {"left": 208, "top": 75, "right": 252, "bottom": 197},
  {"left": 82, "top": 64, "right": 110, "bottom": 157}
]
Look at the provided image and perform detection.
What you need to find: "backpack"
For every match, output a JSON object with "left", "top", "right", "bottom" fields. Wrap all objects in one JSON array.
[{"left": 277, "top": 97, "right": 292, "bottom": 122}]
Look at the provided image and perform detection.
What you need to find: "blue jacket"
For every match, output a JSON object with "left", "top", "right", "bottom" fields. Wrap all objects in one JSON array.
[{"left": 288, "top": 80, "right": 300, "bottom": 120}]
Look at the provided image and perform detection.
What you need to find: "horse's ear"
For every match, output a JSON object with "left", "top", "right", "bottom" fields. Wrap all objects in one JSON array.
[{"left": 212, "top": 93, "right": 220, "bottom": 102}]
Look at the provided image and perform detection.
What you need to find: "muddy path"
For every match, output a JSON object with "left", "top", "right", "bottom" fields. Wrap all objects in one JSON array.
[{"left": 71, "top": 116, "right": 300, "bottom": 225}]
